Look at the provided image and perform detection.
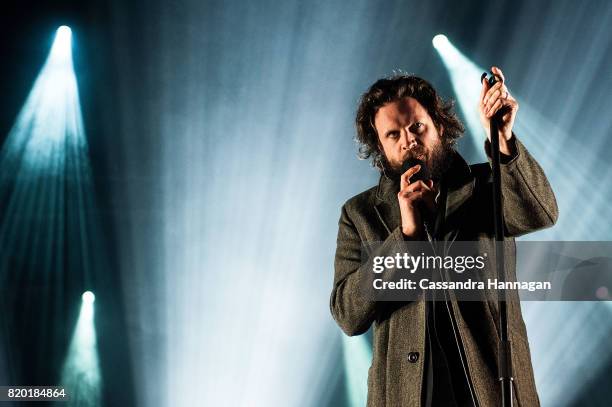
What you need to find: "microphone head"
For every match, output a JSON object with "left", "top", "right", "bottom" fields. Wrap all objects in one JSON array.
[
  {"left": 481, "top": 71, "right": 498, "bottom": 86},
  {"left": 400, "top": 158, "right": 430, "bottom": 182},
  {"left": 488, "top": 73, "right": 498, "bottom": 86}
]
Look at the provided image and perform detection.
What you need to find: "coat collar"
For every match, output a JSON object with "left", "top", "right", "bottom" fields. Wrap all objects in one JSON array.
[{"left": 374, "top": 151, "right": 476, "bottom": 240}]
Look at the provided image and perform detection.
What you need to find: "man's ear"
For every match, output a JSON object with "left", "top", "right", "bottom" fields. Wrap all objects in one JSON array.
[{"left": 438, "top": 124, "right": 444, "bottom": 137}]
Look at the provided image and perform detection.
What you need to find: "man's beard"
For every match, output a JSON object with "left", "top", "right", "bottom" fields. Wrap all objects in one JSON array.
[{"left": 383, "top": 141, "right": 454, "bottom": 181}]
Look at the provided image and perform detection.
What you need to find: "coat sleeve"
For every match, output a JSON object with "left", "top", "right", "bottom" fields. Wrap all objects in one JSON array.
[
  {"left": 485, "top": 135, "right": 559, "bottom": 237},
  {"left": 330, "top": 203, "right": 406, "bottom": 336}
]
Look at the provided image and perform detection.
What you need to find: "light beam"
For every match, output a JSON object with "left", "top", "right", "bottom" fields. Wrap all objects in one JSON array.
[
  {"left": 1, "top": 26, "right": 105, "bottom": 403},
  {"left": 60, "top": 292, "right": 101, "bottom": 407},
  {"left": 342, "top": 335, "right": 372, "bottom": 406}
]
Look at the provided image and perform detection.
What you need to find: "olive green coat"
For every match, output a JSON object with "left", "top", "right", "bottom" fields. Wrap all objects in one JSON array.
[{"left": 331, "top": 138, "right": 558, "bottom": 407}]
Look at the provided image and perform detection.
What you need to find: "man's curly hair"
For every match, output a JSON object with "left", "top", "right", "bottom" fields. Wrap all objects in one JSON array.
[{"left": 355, "top": 74, "right": 464, "bottom": 171}]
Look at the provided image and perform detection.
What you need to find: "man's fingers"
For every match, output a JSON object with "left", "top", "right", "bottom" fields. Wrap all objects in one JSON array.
[
  {"left": 399, "top": 191, "right": 425, "bottom": 203},
  {"left": 400, "top": 164, "right": 421, "bottom": 189},
  {"left": 487, "top": 99, "right": 503, "bottom": 118},
  {"left": 485, "top": 88, "right": 504, "bottom": 111},
  {"left": 401, "top": 164, "right": 420, "bottom": 178},
  {"left": 491, "top": 66, "right": 505, "bottom": 83},
  {"left": 398, "top": 181, "right": 434, "bottom": 203},
  {"left": 408, "top": 192, "right": 425, "bottom": 203},
  {"left": 485, "top": 83, "right": 512, "bottom": 110},
  {"left": 406, "top": 180, "right": 432, "bottom": 193},
  {"left": 481, "top": 67, "right": 506, "bottom": 108},
  {"left": 484, "top": 88, "right": 500, "bottom": 107},
  {"left": 479, "top": 77, "right": 489, "bottom": 103},
  {"left": 483, "top": 82, "right": 503, "bottom": 106}
]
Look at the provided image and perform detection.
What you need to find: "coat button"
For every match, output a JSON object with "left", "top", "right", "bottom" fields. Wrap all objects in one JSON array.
[{"left": 408, "top": 352, "right": 419, "bottom": 363}]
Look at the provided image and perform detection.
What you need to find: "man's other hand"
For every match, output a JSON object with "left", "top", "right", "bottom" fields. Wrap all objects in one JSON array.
[{"left": 478, "top": 66, "right": 518, "bottom": 156}]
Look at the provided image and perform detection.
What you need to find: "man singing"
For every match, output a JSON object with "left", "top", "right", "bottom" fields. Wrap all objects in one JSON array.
[{"left": 330, "top": 67, "right": 558, "bottom": 406}]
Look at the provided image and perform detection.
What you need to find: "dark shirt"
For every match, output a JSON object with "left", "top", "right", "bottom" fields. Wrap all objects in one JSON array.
[
  {"left": 421, "top": 181, "right": 476, "bottom": 407},
  {"left": 423, "top": 298, "right": 475, "bottom": 407}
]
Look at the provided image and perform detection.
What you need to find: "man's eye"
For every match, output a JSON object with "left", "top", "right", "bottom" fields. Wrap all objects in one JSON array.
[
  {"left": 388, "top": 131, "right": 399, "bottom": 138},
  {"left": 410, "top": 122, "right": 425, "bottom": 133}
]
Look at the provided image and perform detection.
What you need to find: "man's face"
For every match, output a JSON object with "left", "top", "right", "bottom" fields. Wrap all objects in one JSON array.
[{"left": 374, "top": 97, "right": 447, "bottom": 177}]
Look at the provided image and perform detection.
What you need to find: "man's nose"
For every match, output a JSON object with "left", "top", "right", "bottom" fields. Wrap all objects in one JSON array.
[{"left": 400, "top": 129, "right": 417, "bottom": 151}]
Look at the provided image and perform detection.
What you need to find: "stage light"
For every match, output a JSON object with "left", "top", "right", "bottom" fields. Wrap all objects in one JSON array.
[
  {"left": 50, "top": 26, "right": 72, "bottom": 60},
  {"left": 57, "top": 25, "right": 72, "bottom": 36},
  {"left": 82, "top": 291, "right": 95, "bottom": 304},
  {"left": 0, "top": 24, "right": 81, "bottom": 167},
  {"left": 431, "top": 34, "right": 488, "bottom": 163},
  {"left": 1, "top": 26, "right": 105, "bottom": 403},
  {"left": 0, "top": 20, "right": 92, "bottom": 277},
  {"left": 61, "top": 292, "right": 101, "bottom": 407},
  {"left": 432, "top": 34, "right": 449, "bottom": 49}
]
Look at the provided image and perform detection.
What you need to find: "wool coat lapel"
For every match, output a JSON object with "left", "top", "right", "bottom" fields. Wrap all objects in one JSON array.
[{"left": 373, "top": 175, "right": 401, "bottom": 236}]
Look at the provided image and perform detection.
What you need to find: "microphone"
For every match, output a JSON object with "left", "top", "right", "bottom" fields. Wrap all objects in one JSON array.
[
  {"left": 400, "top": 157, "right": 431, "bottom": 183},
  {"left": 481, "top": 71, "right": 498, "bottom": 87},
  {"left": 400, "top": 158, "right": 435, "bottom": 227}
]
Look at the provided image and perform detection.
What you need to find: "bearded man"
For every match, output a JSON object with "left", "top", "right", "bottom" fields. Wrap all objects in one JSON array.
[{"left": 330, "top": 67, "right": 558, "bottom": 407}]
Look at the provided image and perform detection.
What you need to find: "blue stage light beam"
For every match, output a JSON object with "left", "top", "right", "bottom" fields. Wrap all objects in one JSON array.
[
  {"left": 0, "top": 24, "right": 94, "bottom": 277},
  {"left": 0, "top": 25, "right": 84, "bottom": 172},
  {"left": 342, "top": 335, "right": 371, "bottom": 406},
  {"left": 1, "top": 26, "right": 105, "bottom": 394},
  {"left": 107, "top": 2, "right": 379, "bottom": 406},
  {"left": 60, "top": 291, "right": 101, "bottom": 407},
  {"left": 434, "top": 35, "right": 612, "bottom": 407},
  {"left": 0, "top": 23, "right": 95, "bottom": 278},
  {"left": 432, "top": 33, "right": 487, "bottom": 164}
]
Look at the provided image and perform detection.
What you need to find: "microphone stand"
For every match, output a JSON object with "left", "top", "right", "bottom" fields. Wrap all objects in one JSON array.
[{"left": 483, "top": 72, "right": 514, "bottom": 407}]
